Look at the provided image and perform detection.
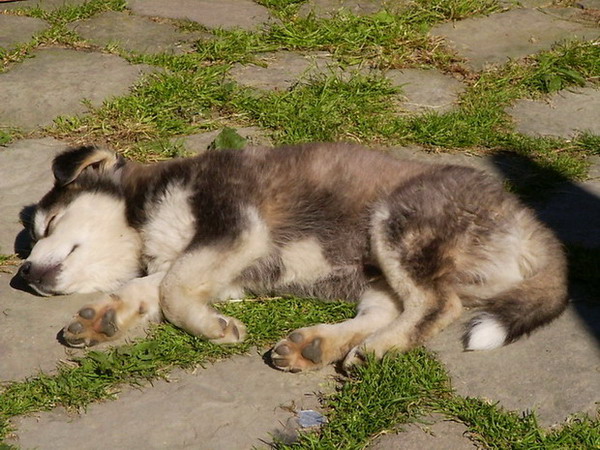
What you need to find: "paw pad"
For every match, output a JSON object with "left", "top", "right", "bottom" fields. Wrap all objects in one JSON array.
[
  {"left": 271, "top": 331, "right": 326, "bottom": 372},
  {"left": 62, "top": 305, "right": 120, "bottom": 348}
]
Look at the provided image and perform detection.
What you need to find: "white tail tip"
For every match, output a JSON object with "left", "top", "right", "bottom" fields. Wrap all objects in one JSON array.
[{"left": 465, "top": 314, "right": 507, "bottom": 351}]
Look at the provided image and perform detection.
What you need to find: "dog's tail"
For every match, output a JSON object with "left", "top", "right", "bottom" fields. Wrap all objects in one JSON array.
[{"left": 463, "top": 251, "right": 568, "bottom": 351}]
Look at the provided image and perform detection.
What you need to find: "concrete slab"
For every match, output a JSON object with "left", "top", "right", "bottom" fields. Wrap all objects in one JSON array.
[
  {"left": 229, "top": 51, "right": 346, "bottom": 91},
  {"left": 537, "top": 181, "right": 600, "bottom": 248},
  {"left": 0, "top": 270, "right": 96, "bottom": 381},
  {"left": 506, "top": 86, "right": 600, "bottom": 138},
  {"left": 577, "top": 0, "right": 600, "bottom": 8},
  {"left": 0, "top": 15, "right": 48, "bottom": 51},
  {"left": 0, "top": 138, "right": 101, "bottom": 380},
  {"left": 430, "top": 9, "right": 600, "bottom": 70},
  {"left": 0, "top": 138, "right": 70, "bottom": 256},
  {"left": 428, "top": 303, "right": 600, "bottom": 426},
  {"left": 498, "top": 0, "right": 554, "bottom": 7},
  {"left": 0, "top": 48, "right": 153, "bottom": 131},
  {"left": 370, "top": 415, "right": 476, "bottom": 450},
  {"left": 0, "top": 0, "right": 87, "bottom": 11},
  {"left": 67, "top": 11, "right": 202, "bottom": 54},
  {"left": 587, "top": 155, "right": 600, "bottom": 181},
  {"left": 298, "top": 0, "right": 400, "bottom": 19},
  {"left": 384, "top": 68, "right": 466, "bottom": 113},
  {"left": 174, "top": 127, "right": 272, "bottom": 153},
  {"left": 9, "top": 354, "right": 336, "bottom": 449},
  {"left": 128, "top": 0, "right": 273, "bottom": 31},
  {"left": 387, "top": 146, "right": 503, "bottom": 178}
]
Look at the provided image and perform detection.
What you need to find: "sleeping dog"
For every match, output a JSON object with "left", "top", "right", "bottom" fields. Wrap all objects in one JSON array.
[{"left": 19, "top": 143, "right": 567, "bottom": 371}]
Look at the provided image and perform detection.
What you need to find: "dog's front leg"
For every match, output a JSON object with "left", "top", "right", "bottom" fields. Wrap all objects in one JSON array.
[
  {"left": 62, "top": 272, "right": 164, "bottom": 347},
  {"left": 159, "top": 217, "right": 270, "bottom": 344}
]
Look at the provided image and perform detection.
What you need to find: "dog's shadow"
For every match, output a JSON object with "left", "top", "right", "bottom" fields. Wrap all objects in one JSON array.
[
  {"left": 10, "top": 204, "right": 43, "bottom": 296},
  {"left": 491, "top": 151, "right": 600, "bottom": 342}
]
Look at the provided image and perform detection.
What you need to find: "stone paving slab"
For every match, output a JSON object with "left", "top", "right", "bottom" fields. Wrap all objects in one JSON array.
[
  {"left": 370, "top": 415, "right": 476, "bottom": 450},
  {"left": 0, "top": 138, "right": 69, "bottom": 255},
  {"left": 0, "top": 0, "right": 87, "bottom": 11},
  {"left": 537, "top": 181, "right": 600, "bottom": 248},
  {"left": 0, "top": 14, "right": 49, "bottom": 51},
  {"left": 506, "top": 86, "right": 600, "bottom": 138},
  {"left": 298, "top": 0, "right": 398, "bottom": 19},
  {"left": 127, "top": 0, "right": 273, "bottom": 31},
  {"left": 385, "top": 68, "right": 466, "bottom": 113},
  {"left": 387, "top": 146, "right": 503, "bottom": 177},
  {"left": 229, "top": 51, "right": 348, "bottom": 91},
  {"left": 67, "top": 10, "right": 203, "bottom": 54},
  {"left": 0, "top": 138, "right": 103, "bottom": 380},
  {"left": 577, "top": 0, "right": 600, "bottom": 9},
  {"left": 499, "top": 0, "right": 554, "bottom": 7},
  {"left": 430, "top": 8, "right": 600, "bottom": 70},
  {"left": 8, "top": 354, "right": 336, "bottom": 449},
  {"left": 0, "top": 48, "right": 153, "bottom": 131},
  {"left": 0, "top": 270, "right": 95, "bottom": 380},
  {"left": 428, "top": 303, "right": 600, "bottom": 426}
]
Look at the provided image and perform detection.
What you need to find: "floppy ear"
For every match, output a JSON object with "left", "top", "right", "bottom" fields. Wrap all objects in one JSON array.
[{"left": 52, "top": 146, "right": 123, "bottom": 186}]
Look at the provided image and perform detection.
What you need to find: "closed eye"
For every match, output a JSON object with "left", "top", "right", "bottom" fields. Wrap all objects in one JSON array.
[{"left": 44, "top": 215, "right": 57, "bottom": 237}]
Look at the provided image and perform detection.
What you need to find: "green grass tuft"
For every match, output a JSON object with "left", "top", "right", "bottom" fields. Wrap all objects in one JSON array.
[
  {"left": 232, "top": 74, "right": 398, "bottom": 144},
  {"left": 280, "top": 350, "right": 451, "bottom": 449}
]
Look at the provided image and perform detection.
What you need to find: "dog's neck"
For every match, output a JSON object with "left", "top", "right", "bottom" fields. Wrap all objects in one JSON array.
[{"left": 120, "top": 158, "right": 188, "bottom": 228}]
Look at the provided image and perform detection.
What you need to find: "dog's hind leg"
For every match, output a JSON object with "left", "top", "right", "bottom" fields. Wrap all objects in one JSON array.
[
  {"left": 62, "top": 272, "right": 164, "bottom": 347},
  {"left": 344, "top": 193, "right": 465, "bottom": 366},
  {"left": 159, "top": 210, "right": 270, "bottom": 344},
  {"left": 270, "top": 280, "right": 401, "bottom": 372},
  {"left": 343, "top": 280, "right": 462, "bottom": 368}
]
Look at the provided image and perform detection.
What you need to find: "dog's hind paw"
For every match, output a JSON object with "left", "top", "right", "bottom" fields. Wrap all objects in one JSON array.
[
  {"left": 342, "top": 345, "right": 368, "bottom": 370},
  {"left": 62, "top": 301, "right": 123, "bottom": 348},
  {"left": 271, "top": 329, "right": 329, "bottom": 372}
]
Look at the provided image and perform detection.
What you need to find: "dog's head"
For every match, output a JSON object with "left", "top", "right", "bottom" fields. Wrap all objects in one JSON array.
[{"left": 19, "top": 146, "right": 142, "bottom": 295}]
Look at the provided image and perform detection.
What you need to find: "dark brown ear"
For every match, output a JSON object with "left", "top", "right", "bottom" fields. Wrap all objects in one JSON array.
[{"left": 52, "top": 146, "right": 123, "bottom": 186}]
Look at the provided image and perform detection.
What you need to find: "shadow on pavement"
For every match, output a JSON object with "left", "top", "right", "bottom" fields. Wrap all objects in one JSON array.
[
  {"left": 490, "top": 151, "right": 600, "bottom": 344},
  {"left": 10, "top": 204, "right": 41, "bottom": 295}
]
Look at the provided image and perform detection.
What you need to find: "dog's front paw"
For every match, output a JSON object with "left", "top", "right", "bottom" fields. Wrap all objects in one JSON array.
[
  {"left": 208, "top": 315, "right": 247, "bottom": 344},
  {"left": 62, "top": 301, "right": 122, "bottom": 348},
  {"left": 271, "top": 328, "right": 332, "bottom": 372}
]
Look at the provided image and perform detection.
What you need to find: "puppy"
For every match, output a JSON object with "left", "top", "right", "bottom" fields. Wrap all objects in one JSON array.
[{"left": 19, "top": 143, "right": 567, "bottom": 371}]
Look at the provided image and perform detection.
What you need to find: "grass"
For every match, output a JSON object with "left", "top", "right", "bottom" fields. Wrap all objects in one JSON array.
[
  {"left": 197, "top": 0, "right": 498, "bottom": 67},
  {"left": 0, "top": 0, "right": 127, "bottom": 71},
  {"left": 0, "top": 130, "right": 14, "bottom": 146},
  {"left": 0, "top": 254, "right": 18, "bottom": 271},
  {"left": 231, "top": 74, "right": 399, "bottom": 144}
]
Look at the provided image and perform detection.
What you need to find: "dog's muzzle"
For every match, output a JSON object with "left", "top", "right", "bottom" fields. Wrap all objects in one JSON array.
[{"left": 18, "top": 261, "right": 61, "bottom": 295}]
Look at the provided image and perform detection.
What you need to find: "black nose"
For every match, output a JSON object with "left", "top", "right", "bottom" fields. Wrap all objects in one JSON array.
[{"left": 19, "top": 261, "right": 33, "bottom": 280}]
